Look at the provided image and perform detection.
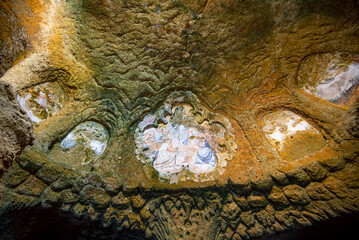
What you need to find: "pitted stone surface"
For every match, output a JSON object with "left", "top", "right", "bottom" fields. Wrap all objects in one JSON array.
[
  {"left": 0, "top": 0, "right": 359, "bottom": 239},
  {"left": 0, "top": 81, "right": 33, "bottom": 203}
]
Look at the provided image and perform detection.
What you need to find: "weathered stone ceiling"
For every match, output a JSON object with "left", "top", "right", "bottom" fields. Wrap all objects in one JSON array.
[{"left": 0, "top": 0, "right": 359, "bottom": 239}]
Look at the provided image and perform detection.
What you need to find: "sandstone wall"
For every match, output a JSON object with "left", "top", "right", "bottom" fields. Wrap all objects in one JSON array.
[{"left": 0, "top": 0, "right": 358, "bottom": 239}]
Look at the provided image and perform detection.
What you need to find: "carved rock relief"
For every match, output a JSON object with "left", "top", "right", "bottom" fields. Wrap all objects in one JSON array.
[
  {"left": 261, "top": 110, "right": 327, "bottom": 161},
  {"left": 49, "top": 121, "right": 109, "bottom": 171},
  {"left": 135, "top": 91, "right": 237, "bottom": 183},
  {"left": 0, "top": 0, "right": 359, "bottom": 239},
  {"left": 16, "top": 82, "right": 66, "bottom": 126},
  {"left": 299, "top": 53, "right": 359, "bottom": 106}
]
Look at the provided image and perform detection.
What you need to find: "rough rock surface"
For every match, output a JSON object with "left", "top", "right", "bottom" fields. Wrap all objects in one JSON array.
[
  {"left": 0, "top": 0, "right": 359, "bottom": 239},
  {"left": 0, "top": 0, "right": 32, "bottom": 77},
  {"left": 0, "top": 81, "right": 33, "bottom": 203}
]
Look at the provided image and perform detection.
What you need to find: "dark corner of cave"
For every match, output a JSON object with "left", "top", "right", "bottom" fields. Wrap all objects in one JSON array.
[{"left": 1, "top": 0, "right": 359, "bottom": 240}]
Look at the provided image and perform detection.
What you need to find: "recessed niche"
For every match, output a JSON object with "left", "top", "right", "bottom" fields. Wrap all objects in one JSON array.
[
  {"left": 135, "top": 91, "right": 237, "bottom": 183},
  {"left": 49, "top": 121, "right": 109, "bottom": 171},
  {"left": 262, "top": 110, "right": 327, "bottom": 161},
  {"left": 298, "top": 53, "right": 359, "bottom": 106},
  {"left": 17, "top": 82, "right": 66, "bottom": 126}
]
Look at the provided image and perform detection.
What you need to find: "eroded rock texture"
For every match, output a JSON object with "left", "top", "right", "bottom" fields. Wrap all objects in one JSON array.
[
  {"left": 0, "top": 0, "right": 359, "bottom": 239},
  {"left": 0, "top": 81, "right": 33, "bottom": 203},
  {"left": 0, "top": 1, "right": 31, "bottom": 77}
]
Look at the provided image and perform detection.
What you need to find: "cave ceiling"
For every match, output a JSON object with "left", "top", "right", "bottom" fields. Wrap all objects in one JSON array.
[{"left": 0, "top": 0, "right": 359, "bottom": 239}]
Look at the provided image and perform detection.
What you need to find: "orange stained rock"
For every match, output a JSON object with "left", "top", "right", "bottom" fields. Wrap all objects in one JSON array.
[{"left": 14, "top": 0, "right": 46, "bottom": 46}]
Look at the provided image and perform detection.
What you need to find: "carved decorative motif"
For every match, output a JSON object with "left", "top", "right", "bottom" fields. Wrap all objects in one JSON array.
[
  {"left": 299, "top": 53, "right": 359, "bottom": 106},
  {"left": 135, "top": 91, "right": 237, "bottom": 183},
  {"left": 261, "top": 110, "right": 327, "bottom": 161},
  {"left": 16, "top": 82, "right": 66, "bottom": 126},
  {"left": 49, "top": 121, "right": 109, "bottom": 170}
]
